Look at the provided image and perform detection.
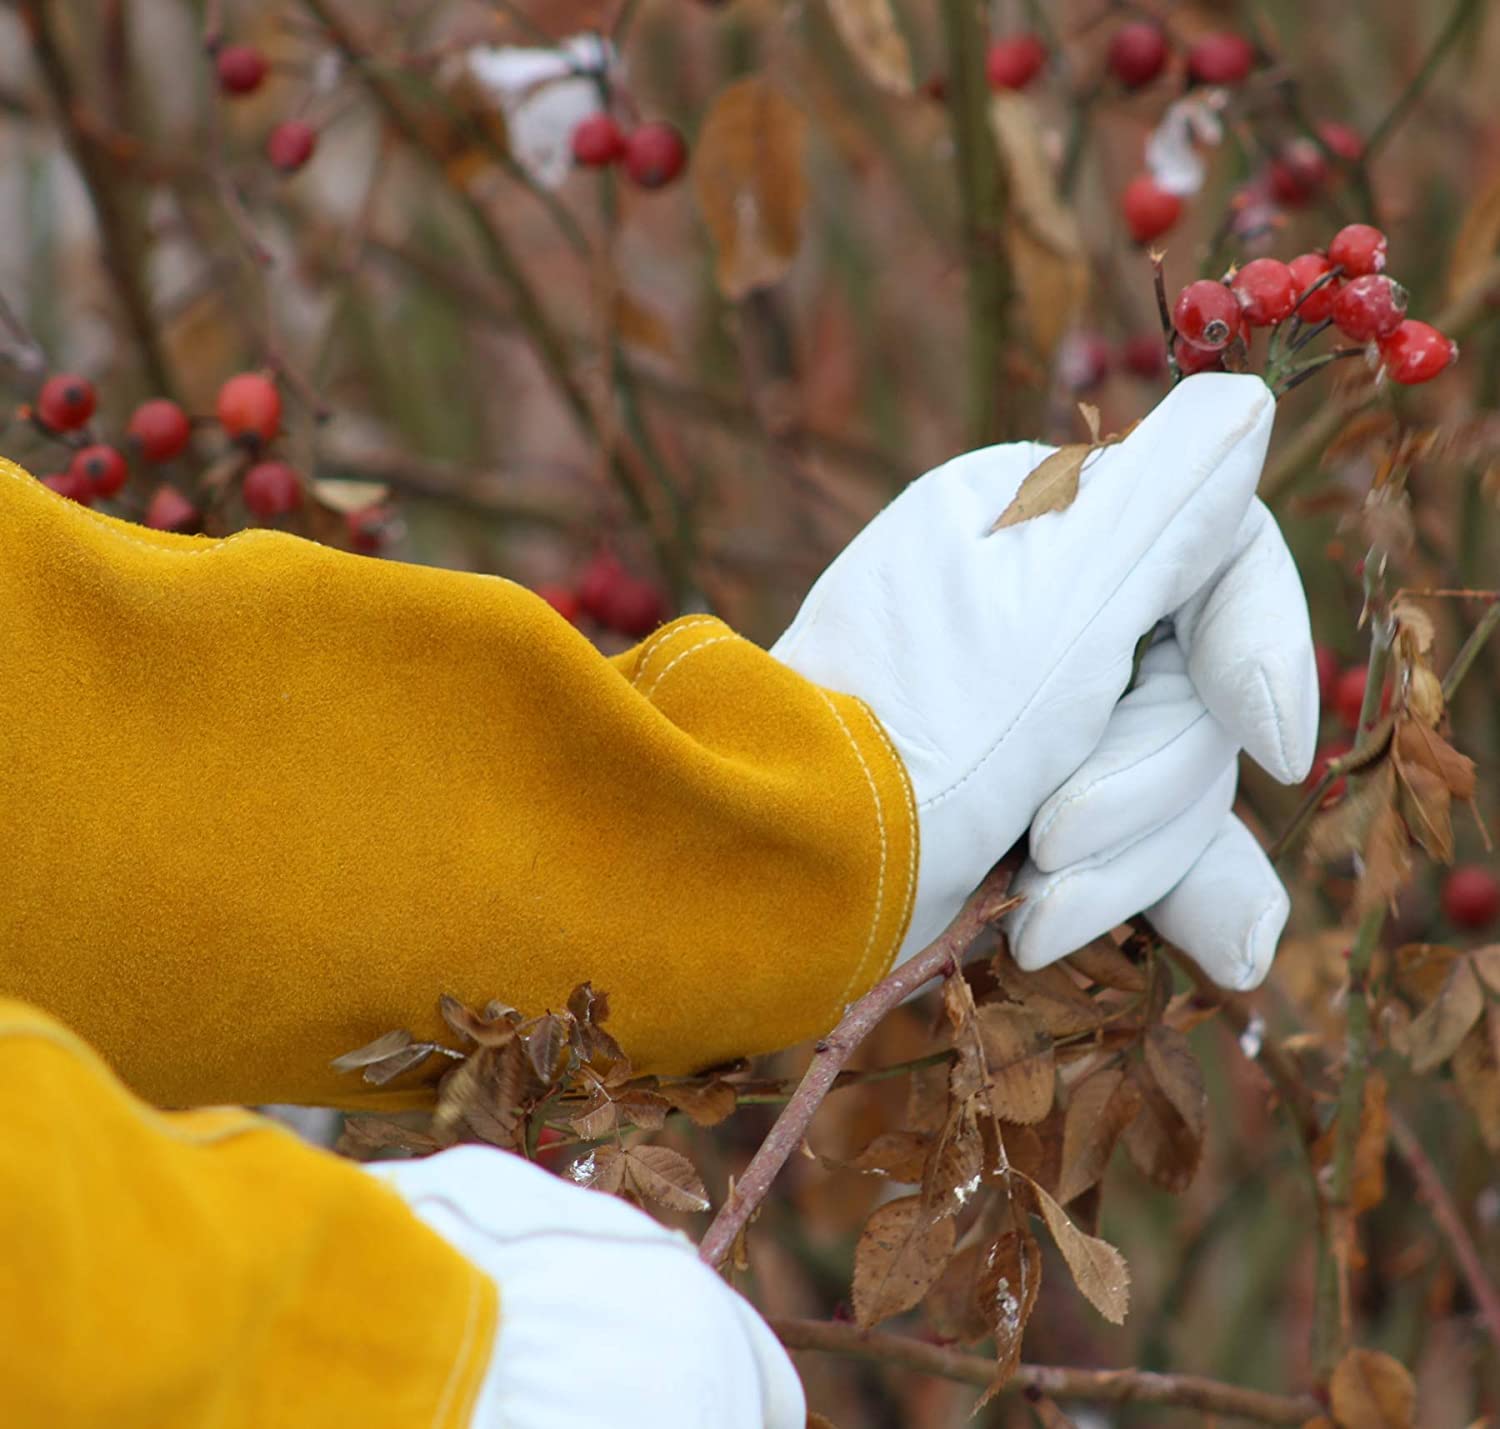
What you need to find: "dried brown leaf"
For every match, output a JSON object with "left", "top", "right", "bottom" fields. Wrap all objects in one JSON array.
[
  {"left": 1471, "top": 944, "right": 1500, "bottom": 997},
  {"left": 806, "top": 1414, "right": 838, "bottom": 1429},
  {"left": 623, "top": 1145, "right": 711, "bottom": 1213},
  {"left": 1408, "top": 955, "right": 1485, "bottom": 1073},
  {"left": 1066, "top": 939, "right": 1147, "bottom": 993},
  {"left": 336, "top": 1115, "right": 449, "bottom": 1160},
  {"left": 692, "top": 77, "right": 807, "bottom": 301},
  {"left": 1329, "top": 1347, "right": 1415, "bottom": 1428},
  {"left": 840, "top": 1129, "right": 933, "bottom": 1182},
  {"left": 330, "top": 1028, "right": 415, "bottom": 1072},
  {"left": 923, "top": 1240, "right": 989, "bottom": 1345},
  {"left": 1395, "top": 718, "right": 1476, "bottom": 803},
  {"left": 1453, "top": 1014, "right": 1500, "bottom": 1151},
  {"left": 1058, "top": 1067, "right": 1143, "bottom": 1204},
  {"left": 991, "top": 445, "right": 1090, "bottom": 531},
  {"left": 1142, "top": 1025, "right": 1206, "bottom": 1136},
  {"left": 921, "top": 1103, "right": 984, "bottom": 1217},
  {"left": 439, "top": 994, "right": 521, "bottom": 1047},
  {"left": 435, "top": 1039, "right": 527, "bottom": 1148},
  {"left": 569, "top": 1085, "right": 620, "bottom": 1140},
  {"left": 975, "top": 1228, "right": 1043, "bottom": 1391},
  {"left": 615, "top": 1088, "right": 672, "bottom": 1131},
  {"left": 1123, "top": 1057, "right": 1203, "bottom": 1195},
  {"left": 1357, "top": 805, "right": 1414, "bottom": 920},
  {"left": 660, "top": 1078, "right": 738, "bottom": 1128},
  {"left": 568, "top": 1143, "right": 627, "bottom": 1195},
  {"left": 825, "top": 0, "right": 913, "bottom": 95},
  {"left": 1447, "top": 170, "right": 1500, "bottom": 304},
  {"left": 977, "top": 1003, "right": 1056, "bottom": 1124},
  {"left": 1314, "top": 1073, "right": 1389, "bottom": 1216},
  {"left": 614, "top": 290, "right": 675, "bottom": 359},
  {"left": 519, "top": 1012, "right": 575, "bottom": 1086},
  {"left": 991, "top": 951, "right": 1105, "bottom": 1037},
  {"left": 1030, "top": 1180, "right": 1130, "bottom": 1324},
  {"left": 852, "top": 1194, "right": 956, "bottom": 1328}
]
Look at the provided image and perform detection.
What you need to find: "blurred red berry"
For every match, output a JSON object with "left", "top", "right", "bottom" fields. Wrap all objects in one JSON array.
[
  {"left": 1268, "top": 140, "right": 1328, "bottom": 207},
  {"left": 986, "top": 34, "right": 1047, "bottom": 90},
  {"left": 267, "top": 120, "right": 317, "bottom": 174},
  {"left": 600, "top": 576, "right": 666, "bottom": 638},
  {"left": 1120, "top": 333, "right": 1168, "bottom": 380},
  {"left": 1121, "top": 175, "right": 1182, "bottom": 243},
  {"left": 1173, "top": 336, "right": 1224, "bottom": 375},
  {"left": 1231, "top": 258, "right": 1298, "bottom": 326},
  {"left": 41, "top": 470, "right": 94, "bottom": 506},
  {"left": 126, "top": 398, "right": 192, "bottom": 462},
  {"left": 1185, "top": 32, "right": 1255, "bottom": 86},
  {"left": 1442, "top": 865, "right": 1500, "bottom": 930},
  {"left": 1333, "top": 665, "right": 1392, "bottom": 729},
  {"left": 1057, "top": 331, "right": 1111, "bottom": 392},
  {"left": 145, "top": 484, "right": 199, "bottom": 532},
  {"left": 215, "top": 44, "right": 268, "bottom": 96},
  {"left": 1327, "top": 223, "right": 1387, "bottom": 276},
  {"left": 571, "top": 113, "right": 626, "bottom": 168},
  {"left": 347, "top": 504, "right": 392, "bottom": 554},
  {"left": 36, "top": 373, "right": 96, "bottom": 431},
  {"left": 537, "top": 584, "right": 582, "bottom": 624},
  {"left": 1173, "top": 279, "right": 1241, "bottom": 350},
  {"left": 1287, "top": 253, "right": 1340, "bottom": 322},
  {"left": 578, "top": 550, "right": 628, "bottom": 622},
  {"left": 69, "top": 443, "right": 128, "bottom": 498},
  {"left": 920, "top": 72, "right": 947, "bottom": 104},
  {"left": 216, "top": 372, "right": 281, "bottom": 445},
  {"left": 243, "top": 460, "right": 303, "bottom": 517},
  {"left": 623, "top": 122, "right": 687, "bottom": 190},
  {"left": 1318, "top": 121, "right": 1363, "bottom": 163},
  {"left": 1107, "top": 22, "right": 1169, "bottom": 90},
  {"left": 1315, "top": 645, "right": 1341, "bottom": 709},
  {"left": 1332, "top": 275, "right": 1408, "bottom": 342},
  {"left": 1307, "top": 740, "right": 1351, "bottom": 804},
  {"left": 1379, "top": 320, "right": 1457, "bottom": 384}
]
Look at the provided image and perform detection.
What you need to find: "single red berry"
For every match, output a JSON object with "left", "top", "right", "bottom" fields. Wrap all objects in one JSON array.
[
  {"left": 1120, "top": 333, "right": 1168, "bottom": 380},
  {"left": 1318, "top": 121, "right": 1363, "bottom": 163},
  {"left": 1107, "top": 22, "right": 1170, "bottom": 90},
  {"left": 1172, "top": 336, "right": 1224, "bottom": 375},
  {"left": 571, "top": 113, "right": 626, "bottom": 168},
  {"left": 600, "top": 576, "right": 666, "bottom": 638},
  {"left": 145, "top": 484, "right": 199, "bottom": 532},
  {"left": 215, "top": 44, "right": 268, "bottom": 96},
  {"left": 36, "top": 373, "right": 96, "bottom": 431},
  {"left": 1057, "top": 331, "right": 1111, "bottom": 392},
  {"left": 243, "top": 460, "right": 303, "bottom": 518},
  {"left": 267, "top": 120, "right": 317, "bottom": 174},
  {"left": 347, "top": 504, "right": 393, "bottom": 554},
  {"left": 1307, "top": 740, "right": 1352, "bottom": 805},
  {"left": 1441, "top": 865, "right": 1500, "bottom": 931},
  {"left": 1121, "top": 175, "right": 1182, "bottom": 243},
  {"left": 536, "top": 583, "right": 582, "bottom": 624},
  {"left": 578, "top": 550, "right": 628, "bottom": 622},
  {"left": 215, "top": 372, "right": 282, "bottom": 445},
  {"left": 622, "top": 122, "right": 687, "bottom": 190},
  {"left": 126, "top": 398, "right": 192, "bottom": 462},
  {"left": 69, "top": 443, "right": 128, "bottom": 498},
  {"left": 1231, "top": 258, "right": 1299, "bottom": 327},
  {"left": 1327, "top": 223, "right": 1387, "bottom": 277},
  {"left": 1288, "top": 253, "right": 1340, "bottom": 322},
  {"left": 1185, "top": 32, "right": 1255, "bottom": 86},
  {"left": 985, "top": 34, "right": 1047, "bottom": 90},
  {"left": 1333, "top": 666, "right": 1392, "bottom": 730},
  {"left": 41, "top": 470, "right": 94, "bottom": 506},
  {"left": 1268, "top": 140, "right": 1328, "bottom": 207},
  {"left": 1315, "top": 645, "right": 1341, "bottom": 709},
  {"left": 1332, "top": 275, "right": 1408, "bottom": 342},
  {"left": 1173, "top": 279, "right": 1242, "bottom": 350},
  {"left": 1379, "top": 320, "right": 1458, "bottom": 385}
]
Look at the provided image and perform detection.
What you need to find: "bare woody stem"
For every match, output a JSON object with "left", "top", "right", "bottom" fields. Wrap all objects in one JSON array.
[
  {"left": 770, "top": 1319, "right": 1321, "bottom": 1425},
  {"left": 697, "top": 863, "right": 1018, "bottom": 1270}
]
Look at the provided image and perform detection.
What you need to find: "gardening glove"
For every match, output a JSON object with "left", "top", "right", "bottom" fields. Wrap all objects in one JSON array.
[
  {"left": 373, "top": 1147, "right": 806, "bottom": 1428},
  {"left": 772, "top": 373, "right": 1318, "bottom": 991}
]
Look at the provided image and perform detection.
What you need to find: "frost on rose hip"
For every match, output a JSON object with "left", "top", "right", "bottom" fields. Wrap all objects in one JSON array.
[
  {"left": 1379, "top": 320, "right": 1457, "bottom": 384},
  {"left": 1327, "top": 223, "right": 1387, "bottom": 276},
  {"left": 1332, "top": 275, "right": 1407, "bottom": 342},
  {"left": 1231, "top": 259, "right": 1298, "bottom": 327}
]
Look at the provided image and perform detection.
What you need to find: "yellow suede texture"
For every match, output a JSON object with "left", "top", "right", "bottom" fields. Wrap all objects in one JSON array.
[
  {"left": 0, "top": 456, "right": 917, "bottom": 1109},
  {"left": 0, "top": 999, "right": 496, "bottom": 1427}
]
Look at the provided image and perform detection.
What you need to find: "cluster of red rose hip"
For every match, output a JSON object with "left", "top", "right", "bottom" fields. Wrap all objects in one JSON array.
[
  {"left": 1310, "top": 651, "right": 1499, "bottom": 932},
  {"left": 1166, "top": 223, "right": 1457, "bottom": 388},
  {"left": 212, "top": 41, "right": 318, "bottom": 174},
  {"left": 534, "top": 550, "right": 667, "bottom": 641},
  {"left": 25, "top": 372, "right": 349, "bottom": 537},
  {"left": 570, "top": 113, "right": 688, "bottom": 190}
]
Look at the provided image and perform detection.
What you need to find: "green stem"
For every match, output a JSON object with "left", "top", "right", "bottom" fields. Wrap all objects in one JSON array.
[
  {"left": 1362, "top": 0, "right": 1483, "bottom": 165},
  {"left": 1441, "top": 599, "right": 1500, "bottom": 699}
]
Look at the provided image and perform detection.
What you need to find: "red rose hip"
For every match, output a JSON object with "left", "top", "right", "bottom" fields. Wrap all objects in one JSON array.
[
  {"left": 1287, "top": 253, "right": 1340, "bottom": 322},
  {"left": 1107, "top": 23, "right": 1169, "bottom": 90},
  {"left": 69, "top": 443, "right": 128, "bottom": 498},
  {"left": 1120, "top": 333, "right": 1168, "bottom": 380},
  {"left": 1379, "top": 320, "right": 1457, "bottom": 384},
  {"left": 1231, "top": 258, "right": 1298, "bottom": 326},
  {"left": 37, "top": 373, "right": 96, "bottom": 431},
  {"left": 216, "top": 372, "right": 282, "bottom": 445},
  {"left": 216, "top": 44, "right": 268, "bottom": 96},
  {"left": 571, "top": 113, "right": 626, "bottom": 168},
  {"left": 267, "top": 120, "right": 317, "bottom": 174},
  {"left": 986, "top": 34, "right": 1047, "bottom": 90},
  {"left": 1121, "top": 175, "right": 1182, "bottom": 243},
  {"left": 243, "top": 460, "right": 303, "bottom": 517},
  {"left": 1327, "top": 223, "right": 1387, "bottom": 276},
  {"left": 145, "top": 484, "right": 200, "bottom": 532},
  {"left": 623, "top": 123, "right": 687, "bottom": 190},
  {"left": 1185, "top": 32, "right": 1255, "bottom": 86},
  {"left": 536, "top": 584, "right": 582, "bottom": 624},
  {"left": 1173, "top": 279, "right": 1241, "bottom": 350},
  {"left": 127, "top": 398, "right": 192, "bottom": 462},
  {"left": 1332, "top": 275, "right": 1408, "bottom": 342},
  {"left": 41, "top": 470, "right": 94, "bottom": 506},
  {"left": 1172, "top": 336, "right": 1224, "bottom": 375},
  {"left": 1442, "top": 865, "right": 1500, "bottom": 930}
]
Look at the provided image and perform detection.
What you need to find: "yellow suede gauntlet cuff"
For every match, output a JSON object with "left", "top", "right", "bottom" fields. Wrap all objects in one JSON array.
[
  {"left": 0, "top": 999, "right": 496, "bottom": 1427},
  {"left": 0, "top": 457, "right": 917, "bottom": 1108}
]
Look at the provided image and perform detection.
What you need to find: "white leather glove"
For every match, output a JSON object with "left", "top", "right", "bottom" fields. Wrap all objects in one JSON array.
[
  {"left": 369, "top": 1147, "right": 804, "bottom": 1429},
  {"left": 772, "top": 374, "right": 1317, "bottom": 990}
]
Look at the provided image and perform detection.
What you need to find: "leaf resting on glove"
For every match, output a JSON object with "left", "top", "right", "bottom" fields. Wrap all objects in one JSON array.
[{"left": 990, "top": 406, "right": 1137, "bottom": 532}]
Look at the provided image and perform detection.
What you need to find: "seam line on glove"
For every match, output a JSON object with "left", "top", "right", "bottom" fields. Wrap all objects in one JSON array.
[
  {"left": 815, "top": 690, "right": 889, "bottom": 1011},
  {"left": 1253, "top": 662, "right": 1296, "bottom": 779},
  {"left": 401, "top": 1192, "right": 703, "bottom": 1255},
  {"left": 430, "top": 1266, "right": 490, "bottom": 1429},
  {"left": 848, "top": 697, "right": 918, "bottom": 970},
  {"left": 641, "top": 633, "right": 738, "bottom": 700},
  {"left": 629, "top": 617, "right": 720, "bottom": 688}
]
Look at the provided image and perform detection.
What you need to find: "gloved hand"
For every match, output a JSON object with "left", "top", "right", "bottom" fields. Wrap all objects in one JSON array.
[
  {"left": 370, "top": 1147, "right": 805, "bottom": 1429},
  {"left": 772, "top": 374, "right": 1317, "bottom": 990}
]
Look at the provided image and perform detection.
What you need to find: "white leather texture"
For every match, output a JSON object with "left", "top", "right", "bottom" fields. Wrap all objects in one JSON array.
[{"left": 772, "top": 374, "right": 1317, "bottom": 990}]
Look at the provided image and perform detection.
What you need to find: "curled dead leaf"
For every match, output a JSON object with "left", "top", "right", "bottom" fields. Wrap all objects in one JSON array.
[{"left": 975, "top": 1228, "right": 1043, "bottom": 1395}]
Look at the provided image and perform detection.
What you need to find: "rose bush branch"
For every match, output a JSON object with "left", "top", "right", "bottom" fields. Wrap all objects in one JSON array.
[
  {"left": 697, "top": 862, "right": 1019, "bottom": 1270},
  {"left": 770, "top": 1319, "right": 1321, "bottom": 1425}
]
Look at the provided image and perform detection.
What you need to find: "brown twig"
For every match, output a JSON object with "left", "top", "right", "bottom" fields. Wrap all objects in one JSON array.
[
  {"left": 697, "top": 864, "right": 1019, "bottom": 1269},
  {"left": 1388, "top": 1109, "right": 1500, "bottom": 1354},
  {"left": 771, "top": 1319, "right": 1321, "bottom": 1425}
]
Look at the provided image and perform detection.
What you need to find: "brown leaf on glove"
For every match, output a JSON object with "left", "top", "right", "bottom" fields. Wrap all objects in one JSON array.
[{"left": 990, "top": 406, "right": 1137, "bottom": 532}]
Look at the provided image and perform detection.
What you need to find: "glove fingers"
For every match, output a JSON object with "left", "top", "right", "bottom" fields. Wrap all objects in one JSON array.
[
  {"left": 1146, "top": 813, "right": 1288, "bottom": 990},
  {"left": 1030, "top": 638, "right": 1238, "bottom": 872},
  {"left": 1174, "top": 499, "right": 1319, "bottom": 784},
  {"left": 1006, "top": 760, "right": 1237, "bottom": 971},
  {"left": 728, "top": 1286, "right": 810, "bottom": 1428}
]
